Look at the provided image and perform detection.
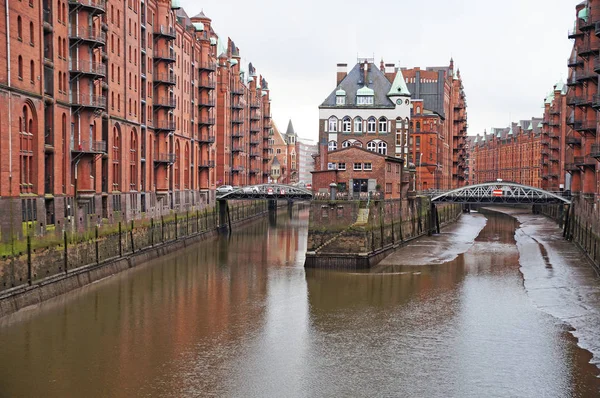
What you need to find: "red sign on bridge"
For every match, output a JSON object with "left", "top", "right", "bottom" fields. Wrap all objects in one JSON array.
[{"left": 492, "top": 189, "right": 503, "bottom": 197}]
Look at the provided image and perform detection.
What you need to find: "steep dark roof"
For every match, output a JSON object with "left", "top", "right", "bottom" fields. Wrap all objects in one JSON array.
[
  {"left": 404, "top": 69, "right": 447, "bottom": 119},
  {"left": 320, "top": 63, "right": 394, "bottom": 109},
  {"left": 192, "top": 10, "right": 209, "bottom": 19},
  {"left": 286, "top": 120, "right": 296, "bottom": 136}
]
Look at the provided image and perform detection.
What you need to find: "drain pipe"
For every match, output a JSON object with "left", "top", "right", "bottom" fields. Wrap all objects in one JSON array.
[{"left": 6, "top": 0, "right": 14, "bottom": 251}]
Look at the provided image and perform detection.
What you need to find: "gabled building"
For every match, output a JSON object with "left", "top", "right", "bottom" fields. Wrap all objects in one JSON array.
[
  {"left": 268, "top": 120, "right": 299, "bottom": 184},
  {"left": 541, "top": 80, "right": 569, "bottom": 192}
]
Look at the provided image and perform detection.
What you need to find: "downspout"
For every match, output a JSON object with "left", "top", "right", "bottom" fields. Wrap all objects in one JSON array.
[{"left": 6, "top": 0, "right": 14, "bottom": 249}]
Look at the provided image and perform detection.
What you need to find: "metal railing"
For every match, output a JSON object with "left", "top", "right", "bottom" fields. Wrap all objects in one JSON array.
[
  {"left": 154, "top": 25, "right": 176, "bottom": 38},
  {"left": 591, "top": 144, "right": 600, "bottom": 158},
  {"left": 154, "top": 153, "right": 176, "bottom": 163},
  {"left": 70, "top": 60, "right": 106, "bottom": 76},
  {"left": 198, "top": 62, "right": 216, "bottom": 71},
  {"left": 198, "top": 160, "right": 215, "bottom": 168},
  {"left": 198, "top": 117, "right": 215, "bottom": 125},
  {"left": 69, "top": 26, "right": 106, "bottom": 44},
  {"left": 154, "top": 97, "right": 176, "bottom": 107},
  {"left": 71, "top": 94, "right": 107, "bottom": 108},
  {"left": 153, "top": 120, "right": 175, "bottom": 130},
  {"left": 198, "top": 79, "right": 216, "bottom": 88},
  {"left": 68, "top": 0, "right": 106, "bottom": 11},
  {"left": 153, "top": 50, "right": 175, "bottom": 61},
  {"left": 72, "top": 140, "right": 107, "bottom": 153},
  {"left": 154, "top": 73, "right": 176, "bottom": 84}
]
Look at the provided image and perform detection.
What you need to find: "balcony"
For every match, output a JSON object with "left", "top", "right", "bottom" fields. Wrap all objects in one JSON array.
[
  {"left": 153, "top": 97, "right": 176, "bottom": 108},
  {"left": 250, "top": 126, "right": 260, "bottom": 133},
  {"left": 198, "top": 160, "right": 215, "bottom": 168},
  {"left": 197, "top": 134, "right": 215, "bottom": 143},
  {"left": 153, "top": 120, "right": 175, "bottom": 131},
  {"left": 154, "top": 72, "right": 176, "bottom": 85},
  {"left": 249, "top": 140, "right": 260, "bottom": 146},
  {"left": 250, "top": 113, "right": 261, "bottom": 121},
  {"left": 232, "top": 131, "right": 243, "bottom": 138},
  {"left": 591, "top": 144, "right": 600, "bottom": 159},
  {"left": 250, "top": 101, "right": 261, "bottom": 109},
  {"left": 68, "top": 0, "right": 106, "bottom": 13},
  {"left": 198, "top": 117, "right": 215, "bottom": 125},
  {"left": 565, "top": 163, "right": 580, "bottom": 172},
  {"left": 574, "top": 120, "right": 597, "bottom": 132},
  {"left": 69, "top": 61, "right": 106, "bottom": 77},
  {"left": 566, "top": 136, "right": 582, "bottom": 146},
  {"left": 153, "top": 50, "right": 176, "bottom": 62},
  {"left": 71, "top": 140, "right": 107, "bottom": 154},
  {"left": 249, "top": 151, "right": 259, "bottom": 158},
  {"left": 548, "top": 120, "right": 560, "bottom": 127},
  {"left": 231, "top": 146, "right": 243, "bottom": 153},
  {"left": 153, "top": 25, "right": 176, "bottom": 40},
  {"left": 568, "top": 55, "right": 583, "bottom": 67},
  {"left": 578, "top": 43, "right": 600, "bottom": 57},
  {"left": 71, "top": 94, "right": 106, "bottom": 109},
  {"left": 569, "top": 26, "right": 583, "bottom": 39},
  {"left": 69, "top": 26, "right": 106, "bottom": 46},
  {"left": 567, "top": 74, "right": 580, "bottom": 86},
  {"left": 231, "top": 166, "right": 245, "bottom": 173},
  {"left": 577, "top": 70, "right": 597, "bottom": 82},
  {"left": 197, "top": 98, "right": 215, "bottom": 107},
  {"left": 198, "top": 79, "right": 216, "bottom": 89},
  {"left": 566, "top": 95, "right": 584, "bottom": 106},
  {"left": 154, "top": 153, "right": 176, "bottom": 164},
  {"left": 231, "top": 102, "right": 243, "bottom": 109},
  {"left": 248, "top": 169, "right": 260, "bottom": 174},
  {"left": 550, "top": 106, "right": 560, "bottom": 115},
  {"left": 574, "top": 156, "right": 597, "bottom": 167},
  {"left": 232, "top": 117, "right": 244, "bottom": 124},
  {"left": 231, "top": 86, "right": 244, "bottom": 95},
  {"left": 43, "top": 9, "right": 53, "bottom": 32},
  {"left": 198, "top": 62, "right": 216, "bottom": 71}
]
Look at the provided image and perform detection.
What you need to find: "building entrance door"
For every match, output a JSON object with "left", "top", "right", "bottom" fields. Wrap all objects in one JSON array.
[{"left": 352, "top": 179, "right": 368, "bottom": 199}]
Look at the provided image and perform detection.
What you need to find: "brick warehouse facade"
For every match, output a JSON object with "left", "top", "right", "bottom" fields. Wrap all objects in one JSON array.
[
  {"left": 470, "top": 118, "right": 543, "bottom": 187},
  {"left": 567, "top": 1, "right": 600, "bottom": 202},
  {"left": 0, "top": 0, "right": 273, "bottom": 240}
]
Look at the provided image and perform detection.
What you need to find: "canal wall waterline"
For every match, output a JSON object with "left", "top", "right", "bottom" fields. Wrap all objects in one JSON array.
[{"left": 0, "top": 201, "right": 271, "bottom": 318}]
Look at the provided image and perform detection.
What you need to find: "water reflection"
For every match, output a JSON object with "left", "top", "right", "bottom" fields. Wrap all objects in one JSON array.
[{"left": 0, "top": 208, "right": 598, "bottom": 397}]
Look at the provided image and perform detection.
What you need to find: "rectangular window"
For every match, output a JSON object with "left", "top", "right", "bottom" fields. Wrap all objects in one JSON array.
[
  {"left": 336, "top": 96, "right": 345, "bottom": 105},
  {"left": 416, "top": 136, "right": 421, "bottom": 146},
  {"left": 396, "top": 164, "right": 400, "bottom": 173},
  {"left": 385, "top": 183, "right": 392, "bottom": 193},
  {"left": 353, "top": 163, "right": 362, "bottom": 171},
  {"left": 396, "top": 132, "right": 402, "bottom": 145},
  {"left": 327, "top": 162, "right": 336, "bottom": 170},
  {"left": 338, "top": 162, "right": 346, "bottom": 170},
  {"left": 363, "top": 163, "right": 372, "bottom": 171},
  {"left": 386, "top": 163, "right": 391, "bottom": 172}
]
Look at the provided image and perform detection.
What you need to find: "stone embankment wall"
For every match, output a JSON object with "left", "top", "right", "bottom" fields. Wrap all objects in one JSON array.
[
  {"left": 305, "top": 197, "right": 462, "bottom": 269},
  {"left": 0, "top": 201, "right": 267, "bottom": 318},
  {"left": 540, "top": 198, "right": 599, "bottom": 271}
]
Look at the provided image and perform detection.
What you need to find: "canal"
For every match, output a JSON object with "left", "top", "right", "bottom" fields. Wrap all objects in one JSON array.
[{"left": 0, "top": 207, "right": 599, "bottom": 397}]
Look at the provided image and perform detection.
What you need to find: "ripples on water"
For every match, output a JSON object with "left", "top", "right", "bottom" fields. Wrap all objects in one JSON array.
[{"left": 0, "top": 207, "right": 598, "bottom": 397}]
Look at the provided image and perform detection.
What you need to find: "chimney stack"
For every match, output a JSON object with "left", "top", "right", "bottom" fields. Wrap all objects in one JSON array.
[
  {"left": 336, "top": 63, "right": 347, "bottom": 86},
  {"left": 380, "top": 58, "right": 385, "bottom": 72},
  {"left": 384, "top": 63, "right": 395, "bottom": 82},
  {"left": 363, "top": 61, "right": 368, "bottom": 86}
]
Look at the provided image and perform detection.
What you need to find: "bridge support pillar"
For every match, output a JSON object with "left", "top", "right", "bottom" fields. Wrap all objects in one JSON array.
[
  {"left": 287, "top": 200, "right": 294, "bottom": 216},
  {"left": 428, "top": 203, "right": 440, "bottom": 236},
  {"left": 218, "top": 199, "right": 230, "bottom": 234}
]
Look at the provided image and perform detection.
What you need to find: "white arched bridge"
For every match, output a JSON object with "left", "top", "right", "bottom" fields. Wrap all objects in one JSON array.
[
  {"left": 216, "top": 184, "right": 313, "bottom": 201},
  {"left": 429, "top": 182, "right": 572, "bottom": 205}
]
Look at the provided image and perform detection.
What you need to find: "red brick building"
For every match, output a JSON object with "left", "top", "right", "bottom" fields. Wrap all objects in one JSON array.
[
  {"left": 471, "top": 118, "right": 543, "bottom": 187},
  {"left": 268, "top": 120, "right": 299, "bottom": 185},
  {"left": 541, "top": 81, "right": 569, "bottom": 191},
  {"left": 0, "top": 0, "right": 272, "bottom": 239},
  {"left": 312, "top": 146, "right": 406, "bottom": 199},
  {"left": 567, "top": 1, "right": 600, "bottom": 201}
]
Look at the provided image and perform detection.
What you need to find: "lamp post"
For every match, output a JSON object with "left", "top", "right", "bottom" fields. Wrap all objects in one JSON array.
[{"left": 418, "top": 152, "right": 423, "bottom": 192}]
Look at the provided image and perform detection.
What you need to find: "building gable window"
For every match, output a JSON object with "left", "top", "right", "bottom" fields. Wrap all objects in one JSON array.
[
  {"left": 379, "top": 117, "right": 388, "bottom": 133},
  {"left": 336, "top": 96, "right": 345, "bottom": 105},
  {"left": 357, "top": 96, "right": 373, "bottom": 105},
  {"left": 328, "top": 140, "right": 337, "bottom": 151},
  {"left": 342, "top": 117, "right": 351, "bottom": 133},
  {"left": 338, "top": 162, "right": 346, "bottom": 170},
  {"left": 367, "top": 141, "right": 376, "bottom": 152},
  {"left": 378, "top": 142, "right": 387, "bottom": 155},
  {"left": 367, "top": 117, "right": 376, "bottom": 133},
  {"left": 354, "top": 117, "right": 363, "bottom": 133},
  {"left": 328, "top": 117, "right": 338, "bottom": 132},
  {"left": 363, "top": 163, "right": 372, "bottom": 171},
  {"left": 353, "top": 163, "right": 362, "bottom": 171}
]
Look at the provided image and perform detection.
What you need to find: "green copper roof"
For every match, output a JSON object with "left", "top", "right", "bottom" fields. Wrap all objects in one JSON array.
[
  {"left": 387, "top": 69, "right": 411, "bottom": 97},
  {"left": 453, "top": 69, "right": 459, "bottom": 81},
  {"left": 217, "top": 36, "right": 227, "bottom": 57},
  {"left": 210, "top": 37, "right": 217, "bottom": 46},
  {"left": 357, "top": 86, "right": 374, "bottom": 96},
  {"left": 474, "top": 135, "right": 479, "bottom": 143},
  {"left": 537, "top": 122, "right": 543, "bottom": 128},
  {"left": 545, "top": 91, "right": 554, "bottom": 105},
  {"left": 192, "top": 22, "right": 204, "bottom": 32},
  {"left": 528, "top": 123, "right": 533, "bottom": 131},
  {"left": 229, "top": 59, "right": 238, "bottom": 66},
  {"left": 496, "top": 129, "right": 502, "bottom": 138},
  {"left": 508, "top": 126, "right": 514, "bottom": 135},
  {"left": 336, "top": 88, "right": 346, "bottom": 96},
  {"left": 555, "top": 79, "right": 565, "bottom": 93},
  {"left": 578, "top": 7, "right": 589, "bottom": 22},
  {"left": 171, "top": 0, "right": 181, "bottom": 9}
]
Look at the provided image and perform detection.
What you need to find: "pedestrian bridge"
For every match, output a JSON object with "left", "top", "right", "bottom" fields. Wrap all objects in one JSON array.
[
  {"left": 217, "top": 184, "right": 313, "bottom": 201},
  {"left": 429, "top": 182, "right": 572, "bottom": 205}
]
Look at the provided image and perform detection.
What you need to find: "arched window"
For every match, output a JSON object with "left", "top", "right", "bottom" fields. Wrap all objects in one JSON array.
[
  {"left": 130, "top": 129, "right": 137, "bottom": 190},
  {"left": 62, "top": 113, "right": 67, "bottom": 193},
  {"left": 18, "top": 56, "right": 23, "bottom": 79},
  {"left": 328, "top": 140, "right": 337, "bottom": 151},
  {"left": 416, "top": 121, "right": 421, "bottom": 131},
  {"left": 342, "top": 116, "right": 351, "bottom": 133},
  {"left": 58, "top": 71, "right": 62, "bottom": 92},
  {"left": 354, "top": 117, "right": 363, "bottom": 133},
  {"left": 111, "top": 64, "right": 114, "bottom": 81},
  {"left": 61, "top": 3, "right": 65, "bottom": 23},
  {"left": 184, "top": 143, "right": 190, "bottom": 189},
  {"left": 112, "top": 127, "right": 120, "bottom": 191},
  {"left": 342, "top": 140, "right": 351, "bottom": 148},
  {"left": 367, "top": 117, "right": 376, "bottom": 133},
  {"left": 30, "top": 60, "right": 34, "bottom": 83},
  {"left": 328, "top": 116, "right": 338, "bottom": 132},
  {"left": 29, "top": 22, "right": 34, "bottom": 45},
  {"left": 377, "top": 142, "right": 387, "bottom": 155},
  {"left": 17, "top": 17, "right": 22, "bottom": 40},
  {"left": 378, "top": 117, "right": 388, "bottom": 133},
  {"left": 174, "top": 141, "right": 180, "bottom": 189},
  {"left": 367, "top": 141, "right": 377, "bottom": 152},
  {"left": 19, "top": 104, "right": 34, "bottom": 193},
  {"left": 57, "top": 36, "right": 62, "bottom": 57}
]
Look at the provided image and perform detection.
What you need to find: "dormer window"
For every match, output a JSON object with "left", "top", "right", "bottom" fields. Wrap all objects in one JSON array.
[
  {"left": 356, "top": 85, "right": 374, "bottom": 105},
  {"left": 336, "top": 88, "right": 346, "bottom": 105}
]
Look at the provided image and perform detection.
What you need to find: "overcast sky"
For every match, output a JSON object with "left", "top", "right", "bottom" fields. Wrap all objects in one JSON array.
[{"left": 181, "top": 0, "right": 579, "bottom": 141}]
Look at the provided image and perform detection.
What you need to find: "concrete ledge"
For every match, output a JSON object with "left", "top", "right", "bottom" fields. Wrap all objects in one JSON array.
[{"left": 0, "top": 209, "right": 268, "bottom": 319}]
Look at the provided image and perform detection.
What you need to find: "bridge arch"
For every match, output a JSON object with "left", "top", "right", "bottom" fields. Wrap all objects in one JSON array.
[{"left": 431, "top": 182, "right": 571, "bottom": 205}]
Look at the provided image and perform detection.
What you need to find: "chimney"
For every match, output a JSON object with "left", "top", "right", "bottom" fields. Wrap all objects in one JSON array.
[
  {"left": 336, "top": 63, "right": 347, "bottom": 85},
  {"left": 380, "top": 58, "right": 385, "bottom": 72},
  {"left": 319, "top": 138, "right": 328, "bottom": 171},
  {"left": 363, "top": 61, "right": 368, "bottom": 86},
  {"left": 384, "top": 63, "right": 395, "bottom": 82}
]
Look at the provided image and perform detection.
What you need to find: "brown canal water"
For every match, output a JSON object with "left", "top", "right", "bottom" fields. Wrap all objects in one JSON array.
[{"left": 0, "top": 207, "right": 599, "bottom": 397}]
